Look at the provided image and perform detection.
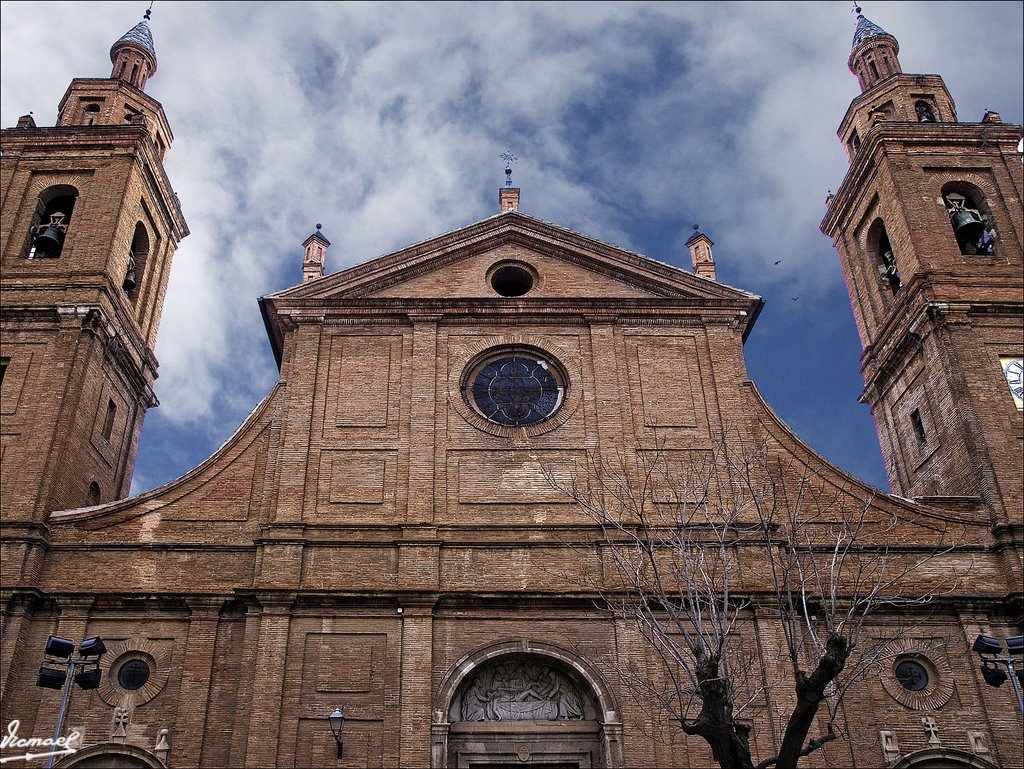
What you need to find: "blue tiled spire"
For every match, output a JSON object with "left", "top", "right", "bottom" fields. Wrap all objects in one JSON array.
[
  {"left": 111, "top": 14, "right": 156, "bottom": 61},
  {"left": 852, "top": 13, "right": 888, "bottom": 50}
]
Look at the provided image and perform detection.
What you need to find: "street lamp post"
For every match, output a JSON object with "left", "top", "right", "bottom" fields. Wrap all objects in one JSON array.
[
  {"left": 328, "top": 708, "right": 345, "bottom": 759},
  {"left": 36, "top": 635, "right": 106, "bottom": 769},
  {"left": 972, "top": 634, "right": 1023, "bottom": 714}
]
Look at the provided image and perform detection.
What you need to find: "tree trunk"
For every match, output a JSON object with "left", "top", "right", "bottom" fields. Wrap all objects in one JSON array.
[
  {"left": 774, "top": 634, "right": 849, "bottom": 769},
  {"left": 684, "top": 654, "right": 757, "bottom": 769}
]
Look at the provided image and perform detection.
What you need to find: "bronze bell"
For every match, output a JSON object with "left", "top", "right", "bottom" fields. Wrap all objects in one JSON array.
[
  {"left": 122, "top": 268, "right": 137, "bottom": 293},
  {"left": 951, "top": 209, "right": 985, "bottom": 243},
  {"left": 33, "top": 224, "right": 65, "bottom": 255}
]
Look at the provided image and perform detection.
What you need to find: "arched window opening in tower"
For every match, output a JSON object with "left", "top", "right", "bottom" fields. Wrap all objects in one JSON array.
[
  {"left": 27, "top": 185, "right": 78, "bottom": 259},
  {"left": 910, "top": 409, "right": 927, "bottom": 448},
  {"left": 84, "top": 103, "right": 100, "bottom": 125},
  {"left": 102, "top": 399, "right": 117, "bottom": 442},
  {"left": 877, "top": 223, "right": 900, "bottom": 295},
  {"left": 848, "top": 129, "right": 861, "bottom": 156},
  {"left": 915, "top": 100, "right": 936, "bottom": 122},
  {"left": 87, "top": 481, "right": 101, "bottom": 507},
  {"left": 942, "top": 185, "right": 996, "bottom": 256},
  {"left": 125, "top": 222, "right": 149, "bottom": 300},
  {"left": 868, "top": 219, "right": 900, "bottom": 297}
]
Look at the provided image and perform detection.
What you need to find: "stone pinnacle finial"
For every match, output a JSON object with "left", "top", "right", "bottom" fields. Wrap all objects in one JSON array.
[
  {"left": 685, "top": 224, "right": 716, "bottom": 281},
  {"left": 302, "top": 224, "right": 331, "bottom": 283}
]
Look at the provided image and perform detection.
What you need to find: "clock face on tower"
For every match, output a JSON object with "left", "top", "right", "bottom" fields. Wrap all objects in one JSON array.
[{"left": 1000, "top": 357, "right": 1024, "bottom": 410}]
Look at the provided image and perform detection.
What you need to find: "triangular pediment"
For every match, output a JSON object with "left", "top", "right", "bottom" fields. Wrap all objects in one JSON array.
[
  {"left": 260, "top": 211, "right": 762, "bottom": 366},
  {"left": 267, "top": 211, "right": 755, "bottom": 303}
]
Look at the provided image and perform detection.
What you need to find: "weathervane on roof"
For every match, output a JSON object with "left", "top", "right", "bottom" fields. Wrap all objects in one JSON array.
[
  {"left": 501, "top": 151, "right": 518, "bottom": 187},
  {"left": 145, "top": 1, "right": 154, "bottom": 20}
]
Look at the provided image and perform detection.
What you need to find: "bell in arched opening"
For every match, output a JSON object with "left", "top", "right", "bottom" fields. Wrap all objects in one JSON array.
[
  {"left": 943, "top": 193, "right": 987, "bottom": 251},
  {"left": 32, "top": 212, "right": 68, "bottom": 258},
  {"left": 122, "top": 256, "right": 138, "bottom": 293}
]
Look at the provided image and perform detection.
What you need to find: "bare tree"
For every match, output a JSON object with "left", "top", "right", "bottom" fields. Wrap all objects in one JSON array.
[{"left": 550, "top": 434, "right": 959, "bottom": 769}]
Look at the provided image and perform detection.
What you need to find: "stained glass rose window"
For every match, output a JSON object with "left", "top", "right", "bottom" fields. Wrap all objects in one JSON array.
[{"left": 465, "top": 349, "right": 566, "bottom": 426}]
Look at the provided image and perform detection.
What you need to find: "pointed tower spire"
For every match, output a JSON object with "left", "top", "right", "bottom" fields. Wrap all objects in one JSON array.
[
  {"left": 848, "top": 5, "right": 902, "bottom": 92},
  {"left": 110, "top": 6, "right": 158, "bottom": 90}
]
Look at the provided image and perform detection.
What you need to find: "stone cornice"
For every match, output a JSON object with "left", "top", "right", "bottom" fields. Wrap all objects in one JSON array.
[
  {"left": 0, "top": 302, "right": 157, "bottom": 401},
  {"left": 262, "top": 294, "right": 761, "bottom": 368}
]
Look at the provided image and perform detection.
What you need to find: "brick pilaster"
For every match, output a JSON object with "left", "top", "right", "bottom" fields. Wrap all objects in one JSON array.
[
  {"left": 398, "top": 600, "right": 435, "bottom": 768},
  {"left": 243, "top": 597, "right": 294, "bottom": 768},
  {"left": 171, "top": 599, "right": 222, "bottom": 768},
  {"left": 406, "top": 317, "right": 439, "bottom": 525}
]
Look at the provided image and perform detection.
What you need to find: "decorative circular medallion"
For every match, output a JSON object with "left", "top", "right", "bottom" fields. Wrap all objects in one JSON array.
[
  {"left": 879, "top": 640, "right": 954, "bottom": 710},
  {"left": 465, "top": 349, "right": 566, "bottom": 427},
  {"left": 98, "top": 638, "right": 171, "bottom": 707}
]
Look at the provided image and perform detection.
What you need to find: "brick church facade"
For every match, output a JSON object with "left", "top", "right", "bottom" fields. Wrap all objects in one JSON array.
[{"left": 1, "top": 9, "right": 1021, "bottom": 769}]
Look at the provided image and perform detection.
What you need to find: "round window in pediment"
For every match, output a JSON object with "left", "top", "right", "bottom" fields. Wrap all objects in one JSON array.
[
  {"left": 463, "top": 347, "right": 566, "bottom": 427},
  {"left": 488, "top": 260, "right": 536, "bottom": 297}
]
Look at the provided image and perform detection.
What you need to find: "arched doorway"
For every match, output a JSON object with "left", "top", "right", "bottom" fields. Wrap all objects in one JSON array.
[
  {"left": 54, "top": 743, "right": 164, "bottom": 768},
  {"left": 433, "top": 640, "right": 623, "bottom": 768},
  {"left": 891, "top": 747, "right": 1000, "bottom": 769}
]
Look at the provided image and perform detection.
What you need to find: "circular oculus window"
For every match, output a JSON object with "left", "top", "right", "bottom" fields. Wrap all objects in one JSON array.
[
  {"left": 894, "top": 658, "right": 929, "bottom": 692},
  {"left": 465, "top": 350, "right": 566, "bottom": 426},
  {"left": 117, "top": 658, "right": 151, "bottom": 691},
  {"left": 489, "top": 262, "right": 535, "bottom": 297}
]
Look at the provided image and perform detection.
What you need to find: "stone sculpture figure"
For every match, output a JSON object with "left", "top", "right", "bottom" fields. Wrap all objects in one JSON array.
[{"left": 460, "top": 661, "right": 585, "bottom": 721}]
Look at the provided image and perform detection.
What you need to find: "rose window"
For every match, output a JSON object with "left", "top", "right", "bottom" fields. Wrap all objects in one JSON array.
[{"left": 465, "top": 349, "right": 566, "bottom": 427}]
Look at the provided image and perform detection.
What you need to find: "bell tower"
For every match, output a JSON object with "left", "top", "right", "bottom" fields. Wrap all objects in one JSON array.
[
  {"left": 0, "top": 9, "right": 188, "bottom": 527},
  {"left": 821, "top": 9, "right": 1023, "bottom": 524}
]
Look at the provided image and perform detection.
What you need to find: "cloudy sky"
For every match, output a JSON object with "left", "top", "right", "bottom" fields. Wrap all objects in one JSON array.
[{"left": 2, "top": 1, "right": 1022, "bottom": 495}]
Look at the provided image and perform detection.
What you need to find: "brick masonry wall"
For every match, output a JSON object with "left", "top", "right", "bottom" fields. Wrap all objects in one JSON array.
[
  {"left": 3, "top": 229, "right": 1020, "bottom": 768},
  {"left": 2, "top": 68, "right": 1021, "bottom": 769}
]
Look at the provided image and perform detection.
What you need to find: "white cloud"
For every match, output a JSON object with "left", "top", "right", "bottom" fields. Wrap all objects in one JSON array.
[{"left": 2, "top": 0, "right": 1021, "bottom": 491}]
